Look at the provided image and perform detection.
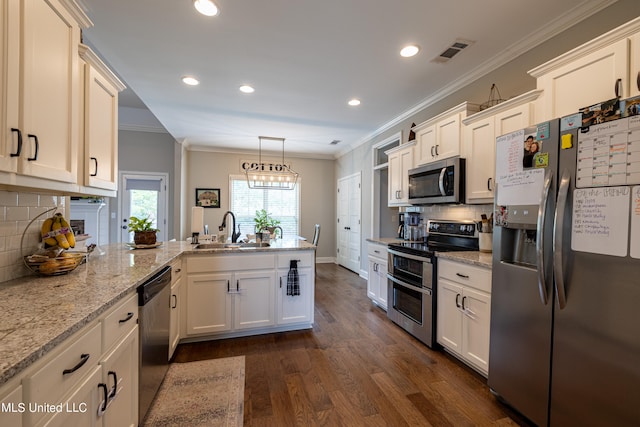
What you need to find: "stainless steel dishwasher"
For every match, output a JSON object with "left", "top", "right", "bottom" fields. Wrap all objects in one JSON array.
[{"left": 137, "top": 265, "right": 171, "bottom": 425}]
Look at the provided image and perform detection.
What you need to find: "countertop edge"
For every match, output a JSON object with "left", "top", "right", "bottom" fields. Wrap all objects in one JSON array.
[{"left": 436, "top": 251, "right": 493, "bottom": 269}]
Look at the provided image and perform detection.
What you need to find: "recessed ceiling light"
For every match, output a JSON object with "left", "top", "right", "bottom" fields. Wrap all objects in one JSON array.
[
  {"left": 193, "top": 0, "right": 219, "bottom": 16},
  {"left": 239, "top": 85, "right": 255, "bottom": 93},
  {"left": 348, "top": 99, "right": 361, "bottom": 106},
  {"left": 400, "top": 45, "right": 420, "bottom": 58},
  {"left": 182, "top": 76, "right": 200, "bottom": 86}
]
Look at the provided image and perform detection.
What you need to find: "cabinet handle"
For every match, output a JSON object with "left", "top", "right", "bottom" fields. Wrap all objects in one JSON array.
[
  {"left": 227, "top": 280, "right": 230, "bottom": 292},
  {"left": 10, "top": 128, "right": 22, "bottom": 157},
  {"left": 27, "top": 134, "right": 39, "bottom": 161},
  {"left": 487, "top": 177, "right": 493, "bottom": 191},
  {"left": 279, "top": 277, "right": 282, "bottom": 288},
  {"left": 461, "top": 296, "right": 467, "bottom": 311},
  {"left": 97, "top": 383, "right": 108, "bottom": 417},
  {"left": 430, "top": 146, "right": 435, "bottom": 157},
  {"left": 171, "top": 294, "right": 177, "bottom": 309},
  {"left": 637, "top": 71, "right": 640, "bottom": 92},
  {"left": 90, "top": 157, "right": 98, "bottom": 176},
  {"left": 62, "top": 353, "right": 90, "bottom": 375},
  {"left": 374, "top": 250, "right": 380, "bottom": 254},
  {"left": 455, "top": 293, "right": 461, "bottom": 308},
  {"left": 435, "top": 144, "right": 439, "bottom": 156},
  {"left": 456, "top": 272, "right": 469, "bottom": 279},
  {"left": 615, "top": 78, "right": 622, "bottom": 98},
  {"left": 175, "top": 268, "right": 181, "bottom": 273},
  {"left": 236, "top": 280, "right": 239, "bottom": 292},
  {"left": 118, "top": 312, "right": 134, "bottom": 323},
  {"left": 108, "top": 371, "right": 118, "bottom": 400}
]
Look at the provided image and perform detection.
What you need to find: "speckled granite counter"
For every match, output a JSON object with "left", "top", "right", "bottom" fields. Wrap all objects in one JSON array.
[
  {"left": 366, "top": 237, "right": 405, "bottom": 246},
  {"left": 0, "top": 239, "right": 315, "bottom": 387},
  {"left": 436, "top": 251, "right": 493, "bottom": 268}
]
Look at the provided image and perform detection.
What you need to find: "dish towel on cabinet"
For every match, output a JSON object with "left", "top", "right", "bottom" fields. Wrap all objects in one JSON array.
[{"left": 287, "top": 260, "right": 300, "bottom": 296}]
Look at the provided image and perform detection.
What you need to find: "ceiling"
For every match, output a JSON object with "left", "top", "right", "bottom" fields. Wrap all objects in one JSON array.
[{"left": 78, "top": 0, "right": 611, "bottom": 158}]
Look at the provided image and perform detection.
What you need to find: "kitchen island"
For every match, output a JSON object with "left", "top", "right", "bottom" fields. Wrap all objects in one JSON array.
[{"left": 0, "top": 239, "right": 315, "bottom": 388}]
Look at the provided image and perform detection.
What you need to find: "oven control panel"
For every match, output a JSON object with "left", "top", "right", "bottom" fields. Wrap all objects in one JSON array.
[{"left": 427, "top": 220, "right": 478, "bottom": 237}]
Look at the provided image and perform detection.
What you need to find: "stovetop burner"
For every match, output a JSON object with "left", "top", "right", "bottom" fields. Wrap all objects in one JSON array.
[{"left": 388, "top": 219, "right": 479, "bottom": 257}]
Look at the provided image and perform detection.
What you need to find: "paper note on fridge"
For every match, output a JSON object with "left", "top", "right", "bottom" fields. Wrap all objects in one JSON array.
[
  {"left": 496, "top": 129, "right": 546, "bottom": 206},
  {"left": 571, "top": 186, "right": 630, "bottom": 257},
  {"left": 630, "top": 186, "right": 640, "bottom": 259}
]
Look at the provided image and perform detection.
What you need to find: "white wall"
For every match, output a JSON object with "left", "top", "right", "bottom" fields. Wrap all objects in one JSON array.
[{"left": 186, "top": 150, "right": 336, "bottom": 258}]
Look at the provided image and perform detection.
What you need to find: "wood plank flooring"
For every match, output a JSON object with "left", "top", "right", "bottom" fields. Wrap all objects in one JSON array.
[{"left": 173, "top": 263, "right": 532, "bottom": 426}]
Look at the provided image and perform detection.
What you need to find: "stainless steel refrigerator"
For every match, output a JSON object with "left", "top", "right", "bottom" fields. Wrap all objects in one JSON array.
[{"left": 488, "top": 110, "right": 640, "bottom": 426}]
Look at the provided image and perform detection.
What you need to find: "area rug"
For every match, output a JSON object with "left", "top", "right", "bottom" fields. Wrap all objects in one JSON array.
[{"left": 143, "top": 356, "right": 245, "bottom": 427}]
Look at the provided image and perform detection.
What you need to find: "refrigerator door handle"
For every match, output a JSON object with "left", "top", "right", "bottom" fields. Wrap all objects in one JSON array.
[
  {"left": 553, "top": 169, "right": 571, "bottom": 309},
  {"left": 536, "top": 170, "right": 553, "bottom": 305}
]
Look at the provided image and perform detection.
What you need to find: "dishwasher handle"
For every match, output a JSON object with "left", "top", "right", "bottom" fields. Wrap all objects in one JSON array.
[{"left": 138, "top": 266, "right": 172, "bottom": 306}]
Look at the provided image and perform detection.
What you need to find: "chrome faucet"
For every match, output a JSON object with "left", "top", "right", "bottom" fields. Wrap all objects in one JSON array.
[{"left": 219, "top": 211, "right": 241, "bottom": 243}]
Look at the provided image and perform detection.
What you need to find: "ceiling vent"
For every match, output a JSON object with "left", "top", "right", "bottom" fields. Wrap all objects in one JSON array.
[
  {"left": 432, "top": 39, "right": 474, "bottom": 64},
  {"left": 330, "top": 139, "right": 341, "bottom": 145}
]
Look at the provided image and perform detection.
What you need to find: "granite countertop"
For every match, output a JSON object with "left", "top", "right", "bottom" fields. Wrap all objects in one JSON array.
[
  {"left": 0, "top": 239, "right": 315, "bottom": 387},
  {"left": 366, "top": 237, "right": 405, "bottom": 246},
  {"left": 436, "top": 251, "right": 493, "bottom": 269}
]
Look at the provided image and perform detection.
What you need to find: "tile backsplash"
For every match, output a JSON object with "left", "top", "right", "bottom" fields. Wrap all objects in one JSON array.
[
  {"left": 0, "top": 190, "right": 67, "bottom": 283},
  {"left": 403, "top": 203, "right": 494, "bottom": 222}
]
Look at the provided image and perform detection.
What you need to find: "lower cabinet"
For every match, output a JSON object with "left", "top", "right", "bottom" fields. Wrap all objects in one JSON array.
[
  {"left": 11, "top": 292, "right": 139, "bottom": 427},
  {"left": 0, "top": 382, "right": 23, "bottom": 427},
  {"left": 366, "top": 242, "right": 388, "bottom": 310},
  {"left": 169, "top": 259, "right": 183, "bottom": 359},
  {"left": 185, "top": 251, "right": 315, "bottom": 339},
  {"left": 437, "top": 259, "right": 492, "bottom": 376}
]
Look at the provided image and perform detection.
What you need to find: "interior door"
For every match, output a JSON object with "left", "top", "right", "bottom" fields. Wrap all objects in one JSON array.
[
  {"left": 337, "top": 173, "right": 361, "bottom": 273},
  {"left": 119, "top": 172, "right": 168, "bottom": 242}
]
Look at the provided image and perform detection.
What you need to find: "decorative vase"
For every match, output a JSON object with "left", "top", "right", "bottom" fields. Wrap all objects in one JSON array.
[{"left": 134, "top": 231, "right": 157, "bottom": 245}]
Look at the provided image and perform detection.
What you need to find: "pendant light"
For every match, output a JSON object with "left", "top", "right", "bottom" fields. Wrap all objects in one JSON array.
[{"left": 245, "top": 136, "right": 299, "bottom": 190}]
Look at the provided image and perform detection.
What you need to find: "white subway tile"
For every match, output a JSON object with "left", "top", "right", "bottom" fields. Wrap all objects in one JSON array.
[
  {"left": 6, "top": 206, "right": 28, "bottom": 221},
  {"left": 17, "top": 193, "right": 39, "bottom": 207},
  {"left": 0, "top": 192, "right": 18, "bottom": 207}
]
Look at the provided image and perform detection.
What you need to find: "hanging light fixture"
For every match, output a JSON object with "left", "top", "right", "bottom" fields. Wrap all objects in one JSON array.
[{"left": 245, "top": 136, "right": 299, "bottom": 190}]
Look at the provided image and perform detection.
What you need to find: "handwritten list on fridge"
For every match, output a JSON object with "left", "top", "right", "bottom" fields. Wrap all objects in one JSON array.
[{"left": 572, "top": 186, "right": 630, "bottom": 257}]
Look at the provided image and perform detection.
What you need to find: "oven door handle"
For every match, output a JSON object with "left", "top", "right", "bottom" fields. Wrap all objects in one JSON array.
[
  {"left": 387, "top": 274, "right": 432, "bottom": 296},
  {"left": 388, "top": 248, "right": 431, "bottom": 263}
]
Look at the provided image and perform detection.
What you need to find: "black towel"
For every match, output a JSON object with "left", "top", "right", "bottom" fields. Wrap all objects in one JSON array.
[{"left": 287, "top": 260, "right": 300, "bottom": 296}]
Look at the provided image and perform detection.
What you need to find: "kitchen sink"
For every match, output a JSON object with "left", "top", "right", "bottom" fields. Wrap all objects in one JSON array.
[{"left": 194, "top": 242, "right": 271, "bottom": 249}]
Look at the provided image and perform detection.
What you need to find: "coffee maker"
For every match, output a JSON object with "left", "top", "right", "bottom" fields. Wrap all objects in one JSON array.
[{"left": 404, "top": 212, "right": 423, "bottom": 241}]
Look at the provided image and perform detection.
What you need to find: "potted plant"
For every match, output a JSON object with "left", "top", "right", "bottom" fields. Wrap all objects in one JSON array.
[
  {"left": 254, "top": 209, "right": 281, "bottom": 237},
  {"left": 127, "top": 215, "right": 159, "bottom": 245}
]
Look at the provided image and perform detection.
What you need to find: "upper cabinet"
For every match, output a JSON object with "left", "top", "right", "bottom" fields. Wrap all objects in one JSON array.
[
  {"left": 79, "top": 45, "right": 125, "bottom": 193},
  {"left": 414, "top": 102, "right": 480, "bottom": 167},
  {"left": 463, "top": 90, "right": 541, "bottom": 204},
  {"left": 530, "top": 17, "right": 640, "bottom": 121},
  {"left": 386, "top": 141, "right": 414, "bottom": 206}
]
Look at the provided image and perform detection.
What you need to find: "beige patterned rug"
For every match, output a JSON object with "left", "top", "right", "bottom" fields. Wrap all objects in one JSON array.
[{"left": 143, "top": 356, "right": 245, "bottom": 426}]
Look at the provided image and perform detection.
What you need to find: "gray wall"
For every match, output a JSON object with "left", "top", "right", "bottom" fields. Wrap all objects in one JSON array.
[
  {"left": 336, "top": 1, "right": 640, "bottom": 273},
  {"left": 187, "top": 150, "right": 336, "bottom": 258},
  {"left": 110, "top": 130, "right": 180, "bottom": 242}
]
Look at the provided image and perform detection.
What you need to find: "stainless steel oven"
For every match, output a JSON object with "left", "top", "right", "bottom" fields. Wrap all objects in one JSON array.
[{"left": 387, "top": 247, "right": 435, "bottom": 347}]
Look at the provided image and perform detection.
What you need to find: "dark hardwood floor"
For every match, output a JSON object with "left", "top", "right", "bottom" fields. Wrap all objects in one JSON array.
[{"left": 173, "top": 263, "right": 531, "bottom": 426}]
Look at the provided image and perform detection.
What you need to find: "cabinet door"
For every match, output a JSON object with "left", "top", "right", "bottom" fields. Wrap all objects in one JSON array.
[
  {"left": 186, "top": 273, "right": 232, "bottom": 335},
  {"left": 387, "top": 146, "right": 413, "bottom": 206},
  {"left": 277, "top": 268, "right": 312, "bottom": 325},
  {"left": 494, "top": 102, "right": 533, "bottom": 136},
  {"left": 415, "top": 124, "right": 436, "bottom": 166},
  {"left": 436, "top": 113, "right": 462, "bottom": 160},
  {"left": 84, "top": 63, "right": 118, "bottom": 191},
  {"left": 630, "top": 33, "right": 640, "bottom": 98},
  {"left": 43, "top": 366, "right": 102, "bottom": 427},
  {"left": 169, "top": 275, "right": 182, "bottom": 358},
  {"left": 367, "top": 258, "right": 379, "bottom": 301},
  {"left": 20, "top": 0, "right": 79, "bottom": 182},
  {"left": 537, "top": 38, "right": 629, "bottom": 120},
  {"left": 0, "top": 0, "right": 19, "bottom": 173},
  {"left": 100, "top": 327, "right": 138, "bottom": 427},
  {"left": 0, "top": 383, "right": 22, "bottom": 427},
  {"left": 464, "top": 117, "right": 495, "bottom": 203},
  {"left": 436, "top": 278, "right": 463, "bottom": 353},
  {"left": 461, "top": 288, "right": 491, "bottom": 375},
  {"left": 234, "top": 271, "right": 276, "bottom": 330},
  {"left": 375, "top": 259, "right": 388, "bottom": 309}
]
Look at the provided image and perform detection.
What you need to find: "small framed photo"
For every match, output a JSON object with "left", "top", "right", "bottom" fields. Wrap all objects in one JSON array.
[{"left": 195, "top": 188, "right": 220, "bottom": 208}]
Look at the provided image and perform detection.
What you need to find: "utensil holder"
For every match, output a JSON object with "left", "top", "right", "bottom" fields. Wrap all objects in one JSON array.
[{"left": 479, "top": 232, "right": 493, "bottom": 253}]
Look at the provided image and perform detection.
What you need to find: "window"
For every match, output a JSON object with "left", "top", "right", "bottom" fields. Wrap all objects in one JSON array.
[{"left": 229, "top": 175, "right": 300, "bottom": 238}]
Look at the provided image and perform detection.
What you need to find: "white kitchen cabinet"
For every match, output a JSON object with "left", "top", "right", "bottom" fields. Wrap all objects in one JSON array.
[
  {"left": 437, "top": 258, "right": 492, "bottom": 376},
  {"left": 530, "top": 18, "right": 640, "bottom": 121},
  {"left": 186, "top": 272, "right": 233, "bottom": 335},
  {"left": 0, "top": 0, "right": 20, "bottom": 174},
  {"left": 414, "top": 102, "right": 479, "bottom": 167},
  {"left": 463, "top": 90, "right": 540, "bottom": 204},
  {"left": 366, "top": 242, "right": 388, "bottom": 310},
  {"left": 169, "top": 259, "right": 183, "bottom": 359},
  {"left": 43, "top": 366, "right": 102, "bottom": 427},
  {"left": 386, "top": 142, "right": 414, "bottom": 206},
  {"left": 78, "top": 45, "right": 125, "bottom": 194},
  {"left": 0, "top": 382, "right": 23, "bottom": 427},
  {"left": 276, "top": 252, "right": 315, "bottom": 325},
  {"left": 233, "top": 270, "right": 276, "bottom": 330}
]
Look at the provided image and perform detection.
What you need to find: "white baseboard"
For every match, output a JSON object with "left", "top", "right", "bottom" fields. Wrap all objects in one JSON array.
[{"left": 316, "top": 257, "right": 336, "bottom": 264}]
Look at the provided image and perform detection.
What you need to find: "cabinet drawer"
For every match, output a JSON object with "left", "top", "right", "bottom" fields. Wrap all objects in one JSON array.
[
  {"left": 24, "top": 323, "right": 101, "bottom": 419},
  {"left": 276, "top": 251, "right": 314, "bottom": 269},
  {"left": 367, "top": 243, "right": 387, "bottom": 259},
  {"left": 102, "top": 292, "right": 138, "bottom": 352},
  {"left": 171, "top": 258, "right": 183, "bottom": 281},
  {"left": 438, "top": 259, "right": 491, "bottom": 293},
  {"left": 187, "top": 253, "right": 276, "bottom": 273}
]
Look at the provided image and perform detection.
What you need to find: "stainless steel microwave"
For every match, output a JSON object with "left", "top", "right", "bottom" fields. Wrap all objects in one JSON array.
[{"left": 408, "top": 157, "right": 465, "bottom": 205}]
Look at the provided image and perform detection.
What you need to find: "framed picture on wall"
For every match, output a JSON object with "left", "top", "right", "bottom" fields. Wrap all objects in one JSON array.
[{"left": 195, "top": 188, "right": 220, "bottom": 208}]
